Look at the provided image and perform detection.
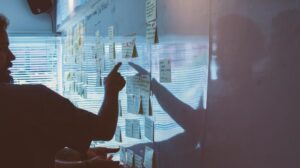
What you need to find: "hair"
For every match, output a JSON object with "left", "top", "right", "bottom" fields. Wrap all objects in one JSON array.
[{"left": 0, "top": 13, "right": 9, "bottom": 31}]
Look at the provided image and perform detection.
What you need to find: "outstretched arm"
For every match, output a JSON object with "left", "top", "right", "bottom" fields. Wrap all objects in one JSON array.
[
  {"left": 91, "top": 63, "right": 125, "bottom": 140},
  {"left": 128, "top": 62, "right": 200, "bottom": 131}
]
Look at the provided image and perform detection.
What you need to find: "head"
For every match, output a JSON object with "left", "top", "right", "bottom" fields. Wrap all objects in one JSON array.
[
  {"left": 0, "top": 13, "right": 15, "bottom": 83},
  {"left": 215, "top": 15, "right": 264, "bottom": 81}
]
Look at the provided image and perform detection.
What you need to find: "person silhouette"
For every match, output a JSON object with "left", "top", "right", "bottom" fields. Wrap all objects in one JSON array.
[
  {"left": 0, "top": 13, "right": 125, "bottom": 168},
  {"left": 127, "top": 61, "right": 205, "bottom": 168},
  {"left": 201, "top": 14, "right": 266, "bottom": 168}
]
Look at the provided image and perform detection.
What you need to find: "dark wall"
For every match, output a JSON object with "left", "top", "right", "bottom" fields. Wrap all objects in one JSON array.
[{"left": 202, "top": 0, "right": 300, "bottom": 167}]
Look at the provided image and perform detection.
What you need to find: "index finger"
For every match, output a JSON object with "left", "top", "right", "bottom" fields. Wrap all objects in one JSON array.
[
  {"left": 128, "top": 62, "right": 148, "bottom": 75},
  {"left": 111, "top": 62, "right": 122, "bottom": 73}
]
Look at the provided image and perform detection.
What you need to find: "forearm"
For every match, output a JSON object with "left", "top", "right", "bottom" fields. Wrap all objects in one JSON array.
[
  {"left": 151, "top": 79, "right": 196, "bottom": 129},
  {"left": 93, "top": 91, "right": 119, "bottom": 140}
]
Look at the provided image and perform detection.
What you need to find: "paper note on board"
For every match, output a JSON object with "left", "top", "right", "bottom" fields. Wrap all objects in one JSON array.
[
  {"left": 118, "top": 99, "right": 122, "bottom": 116},
  {"left": 109, "top": 42, "right": 116, "bottom": 59},
  {"left": 127, "top": 95, "right": 135, "bottom": 114},
  {"left": 144, "top": 146, "right": 155, "bottom": 168},
  {"left": 132, "top": 120, "right": 141, "bottom": 139},
  {"left": 108, "top": 26, "right": 114, "bottom": 41},
  {"left": 146, "top": 21, "right": 159, "bottom": 44},
  {"left": 145, "top": 117, "right": 154, "bottom": 141},
  {"left": 115, "top": 126, "right": 122, "bottom": 142},
  {"left": 159, "top": 59, "right": 172, "bottom": 83},
  {"left": 135, "top": 154, "right": 143, "bottom": 168},
  {"left": 127, "top": 149, "right": 134, "bottom": 167},
  {"left": 122, "top": 39, "right": 138, "bottom": 58},
  {"left": 125, "top": 119, "right": 141, "bottom": 139},
  {"left": 125, "top": 119, "right": 133, "bottom": 138},
  {"left": 146, "top": 0, "right": 157, "bottom": 22},
  {"left": 120, "top": 147, "right": 127, "bottom": 164}
]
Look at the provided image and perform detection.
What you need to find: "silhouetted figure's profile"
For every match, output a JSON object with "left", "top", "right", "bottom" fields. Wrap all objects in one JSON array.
[
  {"left": 201, "top": 14, "right": 267, "bottom": 168},
  {"left": 0, "top": 14, "right": 125, "bottom": 168}
]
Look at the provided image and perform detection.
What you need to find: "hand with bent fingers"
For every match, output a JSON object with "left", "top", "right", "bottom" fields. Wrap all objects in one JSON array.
[{"left": 105, "top": 62, "right": 126, "bottom": 94}]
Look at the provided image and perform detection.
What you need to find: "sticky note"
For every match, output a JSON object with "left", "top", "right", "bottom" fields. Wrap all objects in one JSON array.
[
  {"left": 120, "top": 147, "right": 127, "bottom": 164},
  {"left": 115, "top": 126, "right": 122, "bottom": 142},
  {"left": 108, "top": 26, "right": 114, "bottom": 41},
  {"left": 125, "top": 119, "right": 133, "bottom": 137},
  {"left": 134, "top": 154, "right": 143, "bottom": 168},
  {"left": 159, "top": 59, "right": 172, "bottom": 83},
  {"left": 146, "top": 0, "right": 157, "bottom": 22},
  {"left": 143, "top": 146, "right": 155, "bottom": 168},
  {"left": 145, "top": 117, "right": 154, "bottom": 141},
  {"left": 126, "top": 149, "right": 134, "bottom": 167},
  {"left": 122, "top": 39, "right": 138, "bottom": 58},
  {"left": 96, "top": 72, "right": 102, "bottom": 87},
  {"left": 118, "top": 99, "right": 122, "bottom": 116},
  {"left": 146, "top": 21, "right": 159, "bottom": 44},
  {"left": 132, "top": 120, "right": 141, "bottom": 139},
  {"left": 127, "top": 95, "right": 135, "bottom": 114},
  {"left": 109, "top": 42, "right": 116, "bottom": 59},
  {"left": 126, "top": 76, "right": 134, "bottom": 94},
  {"left": 139, "top": 74, "right": 151, "bottom": 97},
  {"left": 125, "top": 119, "right": 141, "bottom": 139},
  {"left": 135, "top": 95, "right": 143, "bottom": 115}
]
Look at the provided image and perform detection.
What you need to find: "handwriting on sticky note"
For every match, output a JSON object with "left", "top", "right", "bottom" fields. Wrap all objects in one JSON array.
[
  {"left": 146, "top": 0, "right": 157, "bottom": 22},
  {"left": 109, "top": 42, "right": 115, "bottom": 59},
  {"left": 159, "top": 59, "right": 172, "bottom": 83},
  {"left": 108, "top": 26, "right": 114, "bottom": 41},
  {"left": 146, "top": 21, "right": 158, "bottom": 44}
]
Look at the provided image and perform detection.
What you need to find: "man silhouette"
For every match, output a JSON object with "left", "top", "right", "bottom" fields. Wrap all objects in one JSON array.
[{"left": 0, "top": 13, "right": 125, "bottom": 168}]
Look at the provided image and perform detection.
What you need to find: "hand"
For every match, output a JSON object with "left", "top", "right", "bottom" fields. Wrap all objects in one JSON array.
[
  {"left": 55, "top": 147, "right": 83, "bottom": 161},
  {"left": 105, "top": 62, "right": 126, "bottom": 94},
  {"left": 85, "top": 156, "right": 123, "bottom": 168},
  {"left": 86, "top": 147, "right": 119, "bottom": 160},
  {"left": 128, "top": 62, "right": 149, "bottom": 75}
]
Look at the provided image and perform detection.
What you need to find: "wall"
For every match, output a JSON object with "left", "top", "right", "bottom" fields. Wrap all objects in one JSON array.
[
  {"left": 0, "top": 0, "right": 53, "bottom": 34},
  {"left": 202, "top": 0, "right": 300, "bottom": 168}
]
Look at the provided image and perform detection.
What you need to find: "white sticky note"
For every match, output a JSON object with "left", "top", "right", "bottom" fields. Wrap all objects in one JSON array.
[
  {"left": 143, "top": 146, "right": 154, "bottom": 168},
  {"left": 146, "top": 0, "right": 157, "bottom": 22},
  {"left": 115, "top": 126, "right": 122, "bottom": 142},
  {"left": 141, "top": 96, "right": 153, "bottom": 116},
  {"left": 159, "top": 59, "right": 172, "bottom": 83},
  {"left": 96, "top": 72, "right": 102, "bottom": 87},
  {"left": 109, "top": 42, "right": 115, "bottom": 59},
  {"left": 132, "top": 120, "right": 141, "bottom": 139},
  {"left": 122, "top": 39, "right": 138, "bottom": 58},
  {"left": 135, "top": 95, "right": 142, "bottom": 114},
  {"left": 118, "top": 99, "right": 122, "bottom": 116},
  {"left": 126, "top": 149, "right": 134, "bottom": 167},
  {"left": 120, "top": 147, "right": 127, "bottom": 164},
  {"left": 139, "top": 74, "right": 151, "bottom": 97},
  {"left": 125, "top": 119, "right": 133, "bottom": 138},
  {"left": 108, "top": 26, "right": 114, "bottom": 41},
  {"left": 127, "top": 95, "right": 136, "bottom": 114},
  {"left": 135, "top": 154, "right": 143, "bottom": 168},
  {"left": 132, "top": 75, "right": 141, "bottom": 95},
  {"left": 145, "top": 117, "right": 154, "bottom": 141},
  {"left": 146, "top": 21, "right": 159, "bottom": 44},
  {"left": 126, "top": 76, "right": 134, "bottom": 94}
]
